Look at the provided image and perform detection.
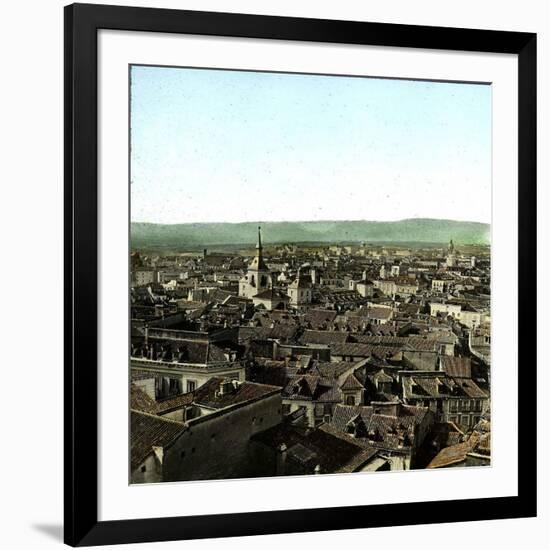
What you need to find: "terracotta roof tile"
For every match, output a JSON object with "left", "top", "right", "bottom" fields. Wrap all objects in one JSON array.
[
  {"left": 300, "top": 330, "right": 349, "bottom": 346},
  {"left": 193, "top": 378, "right": 281, "bottom": 409},
  {"left": 130, "top": 410, "right": 185, "bottom": 471},
  {"left": 341, "top": 373, "right": 364, "bottom": 391},
  {"left": 441, "top": 356, "right": 472, "bottom": 378},
  {"left": 427, "top": 432, "right": 481, "bottom": 468}
]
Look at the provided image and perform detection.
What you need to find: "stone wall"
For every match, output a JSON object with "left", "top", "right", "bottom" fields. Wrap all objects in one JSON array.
[{"left": 160, "top": 393, "right": 282, "bottom": 481}]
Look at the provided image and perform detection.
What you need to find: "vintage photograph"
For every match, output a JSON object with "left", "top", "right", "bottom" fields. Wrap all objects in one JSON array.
[{"left": 129, "top": 65, "right": 491, "bottom": 484}]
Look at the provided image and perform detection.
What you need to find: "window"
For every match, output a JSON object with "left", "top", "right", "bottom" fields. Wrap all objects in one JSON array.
[
  {"left": 140, "top": 465, "right": 146, "bottom": 473},
  {"left": 346, "top": 395, "right": 356, "bottom": 406},
  {"left": 460, "top": 415, "right": 469, "bottom": 426},
  {"left": 450, "top": 400, "right": 458, "bottom": 412},
  {"left": 186, "top": 380, "right": 197, "bottom": 393}
]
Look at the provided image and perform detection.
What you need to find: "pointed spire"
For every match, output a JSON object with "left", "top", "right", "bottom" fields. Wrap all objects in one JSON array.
[
  {"left": 256, "top": 225, "right": 262, "bottom": 251},
  {"left": 248, "top": 225, "right": 268, "bottom": 272},
  {"left": 255, "top": 226, "right": 264, "bottom": 266}
]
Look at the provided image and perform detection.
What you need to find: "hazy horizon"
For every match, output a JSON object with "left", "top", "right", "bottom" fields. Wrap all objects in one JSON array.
[{"left": 131, "top": 216, "right": 489, "bottom": 227}]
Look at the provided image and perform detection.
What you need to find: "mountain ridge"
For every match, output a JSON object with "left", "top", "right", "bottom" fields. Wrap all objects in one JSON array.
[{"left": 131, "top": 218, "right": 490, "bottom": 249}]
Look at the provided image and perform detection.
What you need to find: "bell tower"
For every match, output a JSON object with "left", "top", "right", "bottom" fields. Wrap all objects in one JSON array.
[
  {"left": 239, "top": 226, "right": 272, "bottom": 298},
  {"left": 446, "top": 238, "right": 457, "bottom": 267}
]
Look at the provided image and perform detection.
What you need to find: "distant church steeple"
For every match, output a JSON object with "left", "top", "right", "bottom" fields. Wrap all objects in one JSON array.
[
  {"left": 238, "top": 225, "right": 271, "bottom": 298},
  {"left": 250, "top": 225, "right": 268, "bottom": 271},
  {"left": 256, "top": 226, "right": 263, "bottom": 258},
  {"left": 446, "top": 238, "right": 457, "bottom": 268},
  {"left": 256, "top": 226, "right": 262, "bottom": 249}
]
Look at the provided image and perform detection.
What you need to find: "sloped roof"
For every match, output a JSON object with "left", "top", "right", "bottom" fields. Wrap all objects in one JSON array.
[
  {"left": 283, "top": 375, "right": 342, "bottom": 403},
  {"left": 330, "top": 403, "right": 429, "bottom": 451},
  {"left": 300, "top": 330, "right": 349, "bottom": 346},
  {"left": 372, "top": 369, "right": 394, "bottom": 383},
  {"left": 441, "top": 356, "right": 472, "bottom": 378},
  {"left": 253, "top": 288, "right": 289, "bottom": 301},
  {"left": 341, "top": 373, "right": 364, "bottom": 391},
  {"left": 130, "top": 410, "right": 185, "bottom": 471},
  {"left": 454, "top": 377, "right": 488, "bottom": 398},
  {"left": 353, "top": 306, "right": 393, "bottom": 320},
  {"left": 331, "top": 342, "right": 398, "bottom": 360},
  {"left": 193, "top": 377, "right": 281, "bottom": 409},
  {"left": 130, "top": 385, "right": 159, "bottom": 414},
  {"left": 303, "top": 309, "right": 338, "bottom": 329},
  {"left": 252, "top": 422, "right": 378, "bottom": 474},
  {"left": 427, "top": 432, "right": 481, "bottom": 468},
  {"left": 238, "top": 324, "right": 298, "bottom": 343},
  {"left": 401, "top": 372, "right": 487, "bottom": 399},
  {"left": 310, "top": 361, "right": 357, "bottom": 380}
]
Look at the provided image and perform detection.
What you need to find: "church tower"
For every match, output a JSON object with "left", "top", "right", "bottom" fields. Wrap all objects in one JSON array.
[
  {"left": 448, "top": 239, "right": 455, "bottom": 254},
  {"left": 446, "top": 238, "right": 457, "bottom": 267},
  {"left": 239, "top": 226, "right": 272, "bottom": 298},
  {"left": 287, "top": 267, "right": 312, "bottom": 308}
]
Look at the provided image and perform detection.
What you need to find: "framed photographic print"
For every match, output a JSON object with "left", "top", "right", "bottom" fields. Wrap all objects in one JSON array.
[{"left": 64, "top": 2, "right": 537, "bottom": 546}]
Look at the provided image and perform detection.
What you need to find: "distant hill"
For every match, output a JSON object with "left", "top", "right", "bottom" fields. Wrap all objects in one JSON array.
[{"left": 131, "top": 218, "right": 490, "bottom": 250}]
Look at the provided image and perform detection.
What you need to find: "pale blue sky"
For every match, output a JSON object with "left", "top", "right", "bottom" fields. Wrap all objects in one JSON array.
[{"left": 130, "top": 65, "right": 491, "bottom": 225}]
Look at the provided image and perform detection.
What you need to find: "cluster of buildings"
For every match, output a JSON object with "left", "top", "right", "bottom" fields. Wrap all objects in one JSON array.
[{"left": 130, "top": 229, "right": 491, "bottom": 483}]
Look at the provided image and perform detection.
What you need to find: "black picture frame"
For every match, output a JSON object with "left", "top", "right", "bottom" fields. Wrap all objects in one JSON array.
[{"left": 64, "top": 2, "right": 537, "bottom": 546}]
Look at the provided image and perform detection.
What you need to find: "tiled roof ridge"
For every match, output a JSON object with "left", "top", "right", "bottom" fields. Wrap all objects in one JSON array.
[{"left": 130, "top": 408, "right": 186, "bottom": 427}]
